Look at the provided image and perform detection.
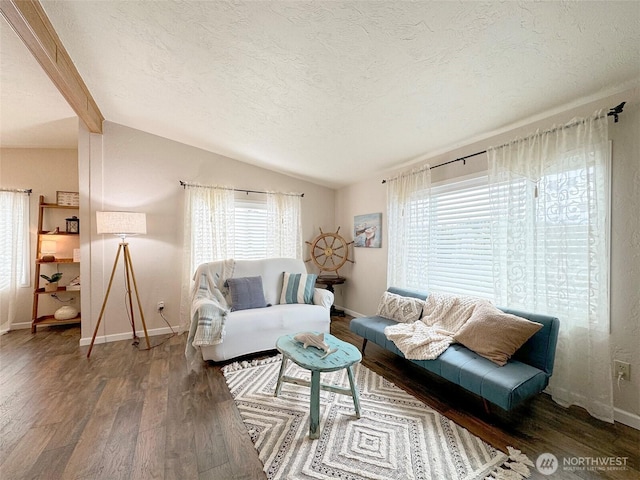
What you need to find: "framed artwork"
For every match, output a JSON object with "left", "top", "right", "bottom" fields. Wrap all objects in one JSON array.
[
  {"left": 354, "top": 213, "right": 382, "bottom": 248},
  {"left": 56, "top": 191, "right": 79, "bottom": 206}
]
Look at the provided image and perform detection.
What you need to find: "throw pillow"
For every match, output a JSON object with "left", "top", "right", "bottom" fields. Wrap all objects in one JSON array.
[
  {"left": 376, "top": 291, "right": 425, "bottom": 323},
  {"left": 226, "top": 276, "right": 269, "bottom": 311},
  {"left": 280, "top": 272, "right": 317, "bottom": 304},
  {"left": 453, "top": 304, "right": 543, "bottom": 366}
]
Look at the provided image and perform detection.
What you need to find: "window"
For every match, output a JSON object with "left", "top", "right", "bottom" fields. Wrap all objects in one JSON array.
[
  {"left": 402, "top": 175, "right": 494, "bottom": 299},
  {"left": 183, "top": 185, "right": 301, "bottom": 274},
  {"left": 0, "top": 191, "right": 30, "bottom": 290},
  {"left": 400, "top": 166, "right": 608, "bottom": 305},
  {"left": 0, "top": 190, "right": 30, "bottom": 332},
  {"left": 427, "top": 176, "right": 493, "bottom": 299},
  {"left": 233, "top": 196, "right": 268, "bottom": 260}
]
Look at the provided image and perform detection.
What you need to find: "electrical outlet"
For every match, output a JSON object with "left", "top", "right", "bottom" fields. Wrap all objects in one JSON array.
[
  {"left": 157, "top": 301, "right": 165, "bottom": 312},
  {"left": 614, "top": 360, "right": 630, "bottom": 381}
]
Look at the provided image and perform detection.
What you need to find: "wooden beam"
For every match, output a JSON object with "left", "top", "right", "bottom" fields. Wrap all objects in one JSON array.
[{"left": 1, "top": 0, "right": 104, "bottom": 133}]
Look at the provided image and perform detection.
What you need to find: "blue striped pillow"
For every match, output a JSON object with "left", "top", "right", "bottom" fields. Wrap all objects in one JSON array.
[{"left": 280, "top": 272, "right": 317, "bottom": 304}]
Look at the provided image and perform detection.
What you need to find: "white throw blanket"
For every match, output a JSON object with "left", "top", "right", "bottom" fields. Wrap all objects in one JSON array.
[
  {"left": 384, "top": 292, "right": 489, "bottom": 360},
  {"left": 185, "top": 259, "right": 235, "bottom": 368}
]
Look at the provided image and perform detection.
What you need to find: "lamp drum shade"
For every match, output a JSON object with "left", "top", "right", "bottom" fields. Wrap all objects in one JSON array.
[
  {"left": 96, "top": 211, "right": 147, "bottom": 235},
  {"left": 40, "top": 240, "right": 57, "bottom": 261},
  {"left": 41, "top": 240, "right": 57, "bottom": 254}
]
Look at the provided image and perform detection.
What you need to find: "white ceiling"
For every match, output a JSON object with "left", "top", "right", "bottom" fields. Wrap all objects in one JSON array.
[{"left": 2, "top": 1, "right": 639, "bottom": 188}]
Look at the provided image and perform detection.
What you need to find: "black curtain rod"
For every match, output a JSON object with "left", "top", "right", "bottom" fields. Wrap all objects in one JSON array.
[
  {"left": 179, "top": 181, "right": 304, "bottom": 197},
  {"left": 0, "top": 188, "right": 32, "bottom": 194},
  {"left": 382, "top": 101, "right": 626, "bottom": 184}
]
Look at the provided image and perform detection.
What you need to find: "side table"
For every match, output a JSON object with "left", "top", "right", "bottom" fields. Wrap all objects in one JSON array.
[
  {"left": 315, "top": 275, "right": 346, "bottom": 316},
  {"left": 275, "top": 333, "right": 361, "bottom": 439}
]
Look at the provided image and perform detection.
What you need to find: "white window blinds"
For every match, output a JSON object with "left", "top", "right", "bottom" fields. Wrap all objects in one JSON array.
[
  {"left": 234, "top": 196, "right": 268, "bottom": 260},
  {"left": 426, "top": 176, "right": 494, "bottom": 299}
]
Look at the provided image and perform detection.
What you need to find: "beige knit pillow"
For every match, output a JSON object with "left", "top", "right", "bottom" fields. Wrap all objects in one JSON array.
[
  {"left": 376, "top": 292, "right": 425, "bottom": 323},
  {"left": 453, "top": 304, "right": 543, "bottom": 366}
]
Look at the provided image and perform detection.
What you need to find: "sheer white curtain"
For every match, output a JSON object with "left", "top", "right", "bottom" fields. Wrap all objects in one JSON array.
[
  {"left": 386, "top": 164, "right": 431, "bottom": 289},
  {"left": 0, "top": 191, "right": 30, "bottom": 333},
  {"left": 267, "top": 192, "right": 302, "bottom": 259},
  {"left": 180, "top": 185, "right": 235, "bottom": 328},
  {"left": 488, "top": 112, "right": 612, "bottom": 421}
]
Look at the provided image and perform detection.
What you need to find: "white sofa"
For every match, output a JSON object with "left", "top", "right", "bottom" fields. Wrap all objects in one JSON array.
[{"left": 198, "top": 258, "right": 333, "bottom": 362}]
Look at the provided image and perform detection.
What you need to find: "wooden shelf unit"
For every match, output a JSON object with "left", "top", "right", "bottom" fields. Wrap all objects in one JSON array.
[{"left": 32, "top": 195, "right": 81, "bottom": 333}]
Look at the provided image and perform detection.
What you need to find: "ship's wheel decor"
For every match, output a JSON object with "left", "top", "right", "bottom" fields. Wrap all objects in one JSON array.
[{"left": 305, "top": 227, "right": 354, "bottom": 277}]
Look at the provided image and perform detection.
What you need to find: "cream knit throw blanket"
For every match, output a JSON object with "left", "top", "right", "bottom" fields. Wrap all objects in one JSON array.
[
  {"left": 384, "top": 292, "right": 489, "bottom": 360},
  {"left": 185, "top": 259, "right": 235, "bottom": 369}
]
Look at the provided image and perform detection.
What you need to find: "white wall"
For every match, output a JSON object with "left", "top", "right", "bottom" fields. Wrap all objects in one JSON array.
[
  {"left": 335, "top": 87, "right": 640, "bottom": 423},
  {"left": 0, "top": 148, "right": 80, "bottom": 327},
  {"left": 78, "top": 121, "right": 336, "bottom": 345}
]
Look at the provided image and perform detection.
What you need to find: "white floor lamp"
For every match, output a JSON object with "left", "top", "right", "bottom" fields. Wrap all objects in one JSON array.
[{"left": 87, "top": 211, "right": 150, "bottom": 358}]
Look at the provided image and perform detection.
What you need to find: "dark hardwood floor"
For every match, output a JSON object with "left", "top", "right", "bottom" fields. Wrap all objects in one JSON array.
[{"left": 1, "top": 316, "right": 637, "bottom": 479}]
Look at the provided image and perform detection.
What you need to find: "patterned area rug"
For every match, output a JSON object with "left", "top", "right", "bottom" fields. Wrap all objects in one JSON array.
[{"left": 222, "top": 355, "right": 533, "bottom": 480}]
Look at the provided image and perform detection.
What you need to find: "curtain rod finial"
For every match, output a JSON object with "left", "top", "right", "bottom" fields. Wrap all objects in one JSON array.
[{"left": 608, "top": 101, "right": 625, "bottom": 123}]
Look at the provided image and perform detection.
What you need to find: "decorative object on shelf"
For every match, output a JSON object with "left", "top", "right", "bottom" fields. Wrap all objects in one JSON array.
[
  {"left": 54, "top": 305, "right": 78, "bottom": 320},
  {"left": 67, "top": 275, "right": 81, "bottom": 291},
  {"left": 354, "top": 212, "right": 382, "bottom": 248},
  {"left": 293, "top": 332, "right": 338, "bottom": 359},
  {"left": 56, "top": 191, "right": 79, "bottom": 206},
  {"left": 88, "top": 211, "right": 149, "bottom": 357},
  {"left": 73, "top": 248, "right": 80, "bottom": 262},
  {"left": 305, "top": 227, "right": 354, "bottom": 277},
  {"left": 40, "top": 240, "right": 57, "bottom": 262},
  {"left": 40, "top": 272, "right": 62, "bottom": 292},
  {"left": 65, "top": 216, "right": 79, "bottom": 233}
]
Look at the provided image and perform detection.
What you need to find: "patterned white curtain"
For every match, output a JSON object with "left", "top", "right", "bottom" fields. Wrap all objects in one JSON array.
[
  {"left": 266, "top": 192, "right": 302, "bottom": 259},
  {"left": 386, "top": 164, "right": 431, "bottom": 289},
  {"left": 487, "top": 112, "right": 612, "bottom": 421},
  {"left": 0, "top": 191, "right": 30, "bottom": 333},
  {"left": 179, "top": 185, "right": 234, "bottom": 329}
]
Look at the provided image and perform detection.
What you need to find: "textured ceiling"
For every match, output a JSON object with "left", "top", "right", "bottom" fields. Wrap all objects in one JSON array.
[{"left": 4, "top": 1, "right": 640, "bottom": 188}]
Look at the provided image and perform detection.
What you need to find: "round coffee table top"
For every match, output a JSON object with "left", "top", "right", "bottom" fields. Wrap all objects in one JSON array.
[{"left": 276, "top": 332, "right": 361, "bottom": 372}]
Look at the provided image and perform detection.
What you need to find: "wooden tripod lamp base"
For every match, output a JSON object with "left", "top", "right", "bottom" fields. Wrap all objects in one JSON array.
[{"left": 88, "top": 211, "right": 149, "bottom": 358}]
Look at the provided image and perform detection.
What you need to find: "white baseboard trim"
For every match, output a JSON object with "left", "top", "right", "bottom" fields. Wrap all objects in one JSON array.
[
  {"left": 8, "top": 322, "right": 31, "bottom": 330},
  {"left": 79, "top": 326, "right": 179, "bottom": 347},
  {"left": 7, "top": 321, "right": 178, "bottom": 344},
  {"left": 334, "top": 305, "right": 364, "bottom": 318},
  {"left": 615, "top": 408, "right": 640, "bottom": 430}
]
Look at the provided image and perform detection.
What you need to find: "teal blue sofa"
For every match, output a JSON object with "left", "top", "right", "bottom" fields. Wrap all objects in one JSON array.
[{"left": 349, "top": 287, "right": 560, "bottom": 411}]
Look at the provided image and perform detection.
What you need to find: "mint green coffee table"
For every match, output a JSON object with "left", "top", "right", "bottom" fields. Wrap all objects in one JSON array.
[{"left": 275, "top": 333, "right": 362, "bottom": 439}]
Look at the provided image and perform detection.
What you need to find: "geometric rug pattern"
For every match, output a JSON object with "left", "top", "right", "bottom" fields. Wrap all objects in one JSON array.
[{"left": 223, "top": 355, "right": 532, "bottom": 480}]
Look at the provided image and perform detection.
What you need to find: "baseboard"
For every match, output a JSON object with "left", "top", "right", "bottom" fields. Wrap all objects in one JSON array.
[
  {"left": 334, "top": 305, "right": 364, "bottom": 318},
  {"left": 615, "top": 408, "right": 640, "bottom": 430},
  {"left": 8, "top": 323, "right": 179, "bottom": 347},
  {"left": 8, "top": 321, "right": 31, "bottom": 330},
  {"left": 79, "top": 326, "right": 179, "bottom": 346}
]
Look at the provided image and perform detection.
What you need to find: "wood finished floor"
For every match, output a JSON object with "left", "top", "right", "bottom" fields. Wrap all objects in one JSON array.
[{"left": 0, "top": 317, "right": 637, "bottom": 480}]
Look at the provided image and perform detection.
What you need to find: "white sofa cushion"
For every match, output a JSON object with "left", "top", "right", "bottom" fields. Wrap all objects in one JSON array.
[
  {"left": 200, "top": 303, "right": 329, "bottom": 362},
  {"left": 233, "top": 258, "right": 307, "bottom": 305}
]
